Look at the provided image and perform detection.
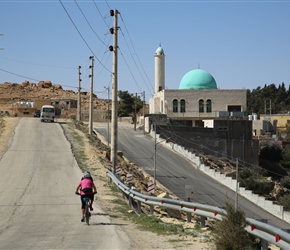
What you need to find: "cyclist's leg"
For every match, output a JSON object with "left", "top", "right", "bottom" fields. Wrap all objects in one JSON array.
[
  {"left": 89, "top": 193, "right": 94, "bottom": 210},
  {"left": 80, "top": 195, "right": 86, "bottom": 222}
]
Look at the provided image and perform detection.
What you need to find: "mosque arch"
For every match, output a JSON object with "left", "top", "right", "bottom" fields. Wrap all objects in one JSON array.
[
  {"left": 180, "top": 99, "right": 186, "bottom": 113},
  {"left": 199, "top": 99, "right": 204, "bottom": 113},
  {"left": 173, "top": 99, "right": 178, "bottom": 113},
  {"left": 206, "top": 99, "right": 212, "bottom": 113}
]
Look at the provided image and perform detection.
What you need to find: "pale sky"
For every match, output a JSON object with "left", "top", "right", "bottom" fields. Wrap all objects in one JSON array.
[{"left": 1, "top": 0, "right": 289, "bottom": 102}]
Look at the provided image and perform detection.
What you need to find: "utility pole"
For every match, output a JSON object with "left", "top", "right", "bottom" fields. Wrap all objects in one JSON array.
[
  {"left": 235, "top": 158, "right": 239, "bottom": 211},
  {"left": 134, "top": 93, "right": 137, "bottom": 131},
  {"left": 154, "top": 123, "right": 157, "bottom": 185},
  {"left": 265, "top": 100, "right": 272, "bottom": 115},
  {"left": 89, "top": 56, "right": 94, "bottom": 135},
  {"left": 109, "top": 9, "right": 119, "bottom": 173},
  {"left": 77, "top": 66, "right": 82, "bottom": 121},
  {"left": 142, "top": 91, "right": 145, "bottom": 135}
]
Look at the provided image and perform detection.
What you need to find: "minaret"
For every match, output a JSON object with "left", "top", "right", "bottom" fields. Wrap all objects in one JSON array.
[{"left": 154, "top": 44, "right": 165, "bottom": 93}]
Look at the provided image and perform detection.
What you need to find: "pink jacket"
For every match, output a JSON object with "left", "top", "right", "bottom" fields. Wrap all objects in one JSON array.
[{"left": 78, "top": 178, "right": 94, "bottom": 195}]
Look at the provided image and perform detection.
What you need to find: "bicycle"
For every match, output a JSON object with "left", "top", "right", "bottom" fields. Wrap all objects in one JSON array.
[{"left": 76, "top": 192, "right": 97, "bottom": 225}]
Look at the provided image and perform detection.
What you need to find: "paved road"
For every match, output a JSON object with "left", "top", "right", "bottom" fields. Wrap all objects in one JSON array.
[
  {"left": 94, "top": 122, "right": 290, "bottom": 230},
  {"left": 0, "top": 118, "right": 130, "bottom": 249}
]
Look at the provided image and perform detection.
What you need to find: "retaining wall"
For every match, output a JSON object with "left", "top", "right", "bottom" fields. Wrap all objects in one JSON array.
[{"left": 170, "top": 141, "right": 290, "bottom": 224}]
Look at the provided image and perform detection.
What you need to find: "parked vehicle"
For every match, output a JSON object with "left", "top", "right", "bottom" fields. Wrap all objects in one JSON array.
[
  {"left": 34, "top": 110, "right": 41, "bottom": 117},
  {"left": 40, "top": 105, "right": 55, "bottom": 122}
]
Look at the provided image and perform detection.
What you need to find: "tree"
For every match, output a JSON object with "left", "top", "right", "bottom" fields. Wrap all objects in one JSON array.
[
  {"left": 259, "top": 145, "right": 287, "bottom": 178},
  {"left": 211, "top": 202, "right": 259, "bottom": 250},
  {"left": 247, "top": 82, "right": 290, "bottom": 115},
  {"left": 259, "top": 145, "right": 283, "bottom": 163},
  {"left": 118, "top": 90, "right": 143, "bottom": 122},
  {"left": 280, "top": 146, "right": 290, "bottom": 170},
  {"left": 283, "top": 123, "right": 290, "bottom": 141}
]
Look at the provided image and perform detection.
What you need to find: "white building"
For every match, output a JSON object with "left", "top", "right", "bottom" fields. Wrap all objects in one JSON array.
[{"left": 149, "top": 45, "right": 247, "bottom": 127}]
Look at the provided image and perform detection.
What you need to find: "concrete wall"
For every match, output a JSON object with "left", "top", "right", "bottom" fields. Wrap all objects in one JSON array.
[
  {"left": 81, "top": 110, "right": 110, "bottom": 123},
  {"left": 160, "top": 137, "right": 290, "bottom": 224},
  {"left": 260, "top": 114, "right": 290, "bottom": 131},
  {"left": 155, "top": 122, "right": 259, "bottom": 165}
]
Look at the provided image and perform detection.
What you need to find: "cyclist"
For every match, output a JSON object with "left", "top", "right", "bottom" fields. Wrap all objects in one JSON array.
[{"left": 75, "top": 171, "right": 97, "bottom": 222}]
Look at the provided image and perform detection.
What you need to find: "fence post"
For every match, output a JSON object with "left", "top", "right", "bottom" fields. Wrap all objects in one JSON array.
[
  {"left": 128, "top": 183, "right": 133, "bottom": 208},
  {"left": 200, "top": 216, "right": 206, "bottom": 227},
  {"left": 136, "top": 189, "right": 141, "bottom": 214},
  {"left": 150, "top": 205, "right": 154, "bottom": 215},
  {"left": 167, "top": 208, "right": 172, "bottom": 218},
  {"left": 258, "top": 219, "right": 268, "bottom": 250},
  {"left": 187, "top": 197, "right": 192, "bottom": 222},
  {"left": 121, "top": 179, "right": 125, "bottom": 199}
]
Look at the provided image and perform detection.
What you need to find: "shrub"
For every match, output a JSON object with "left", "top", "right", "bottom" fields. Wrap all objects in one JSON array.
[
  {"left": 211, "top": 202, "right": 260, "bottom": 250},
  {"left": 239, "top": 176, "right": 273, "bottom": 196},
  {"left": 280, "top": 176, "right": 290, "bottom": 189},
  {"left": 259, "top": 159, "right": 287, "bottom": 179},
  {"left": 276, "top": 194, "right": 290, "bottom": 211},
  {"left": 239, "top": 169, "right": 252, "bottom": 179},
  {"left": 259, "top": 145, "right": 283, "bottom": 162}
]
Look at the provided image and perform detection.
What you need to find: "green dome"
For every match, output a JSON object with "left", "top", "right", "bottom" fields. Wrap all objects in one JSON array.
[
  {"left": 155, "top": 46, "right": 164, "bottom": 54},
  {"left": 179, "top": 69, "right": 217, "bottom": 90}
]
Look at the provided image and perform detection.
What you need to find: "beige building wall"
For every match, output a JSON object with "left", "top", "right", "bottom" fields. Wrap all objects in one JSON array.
[
  {"left": 260, "top": 114, "right": 289, "bottom": 132},
  {"left": 81, "top": 110, "right": 110, "bottom": 123},
  {"left": 150, "top": 89, "right": 247, "bottom": 122}
]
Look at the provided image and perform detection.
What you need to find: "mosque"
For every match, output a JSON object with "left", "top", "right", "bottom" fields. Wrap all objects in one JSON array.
[{"left": 149, "top": 45, "right": 247, "bottom": 127}]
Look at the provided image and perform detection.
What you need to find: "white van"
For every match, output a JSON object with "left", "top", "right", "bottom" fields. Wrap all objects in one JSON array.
[{"left": 40, "top": 105, "right": 55, "bottom": 122}]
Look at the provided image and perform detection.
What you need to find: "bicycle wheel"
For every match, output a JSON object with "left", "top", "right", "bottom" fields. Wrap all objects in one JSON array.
[{"left": 85, "top": 203, "right": 90, "bottom": 225}]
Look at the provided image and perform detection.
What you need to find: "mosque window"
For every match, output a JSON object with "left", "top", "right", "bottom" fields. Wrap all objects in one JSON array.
[
  {"left": 228, "top": 105, "right": 241, "bottom": 112},
  {"left": 173, "top": 99, "right": 178, "bottom": 113},
  {"left": 199, "top": 100, "right": 204, "bottom": 113},
  {"left": 180, "top": 99, "right": 186, "bottom": 113},
  {"left": 206, "top": 99, "right": 212, "bottom": 113}
]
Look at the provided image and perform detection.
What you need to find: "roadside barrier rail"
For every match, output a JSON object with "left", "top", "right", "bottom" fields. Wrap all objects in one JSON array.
[{"left": 107, "top": 169, "right": 290, "bottom": 249}]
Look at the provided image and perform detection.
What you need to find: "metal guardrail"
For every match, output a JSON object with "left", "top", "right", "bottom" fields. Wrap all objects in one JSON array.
[{"left": 107, "top": 169, "right": 290, "bottom": 249}]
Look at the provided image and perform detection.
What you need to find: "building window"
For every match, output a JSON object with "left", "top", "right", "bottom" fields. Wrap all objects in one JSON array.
[
  {"left": 228, "top": 105, "right": 241, "bottom": 112},
  {"left": 161, "top": 100, "right": 163, "bottom": 113},
  {"left": 173, "top": 99, "right": 178, "bottom": 113},
  {"left": 206, "top": 99, "right": 212, "bottom": 113},
  {"left": 180, "top": 99, "right": 186, "bottom": 113},
  {"left": 199, "top": 99, "right": 204, "bottom": 113}
]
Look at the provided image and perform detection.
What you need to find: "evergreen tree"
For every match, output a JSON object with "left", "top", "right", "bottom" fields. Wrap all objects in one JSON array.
[
  {"left": 117, "top": 90, "right": 143, "bottom": 121},
  {"left": 247, "top": 82, "right": 289, "bottom": 115},
  {"left": 212, "top": 202, "right": 259, "bottom": 250}
]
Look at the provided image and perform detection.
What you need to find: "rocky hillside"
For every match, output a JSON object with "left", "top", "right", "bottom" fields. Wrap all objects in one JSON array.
[{"left": 0, "top": 81, "right": 109, "bottom": 111}]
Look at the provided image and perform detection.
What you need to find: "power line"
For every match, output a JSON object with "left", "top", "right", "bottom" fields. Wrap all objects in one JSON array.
[
  {"left": 92, "top": 0, "right": 111, "bottom": 28},
  {"left": 0, "top": 68, "right": 41, "bottom": 82},
  {"left": 0, "top": 56, "right": 76, "bottom": 69},
  {"left": 74, "top": 0, "right": 108, "bottom": 48},
  {"left": 118, "top": 47, "right": 142, "bottom": 93},
  {"left": 156, "top": 124, "right": 288, "bottom": 178},
  {"left": 119, "top": 13, "right": 154, "bottom": 95},
  {"left": 59, "top": 0, "right": 111, "bottom": 74},
  {"left": 0, "top": 67, "right": 81, "bottom": 90}
]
